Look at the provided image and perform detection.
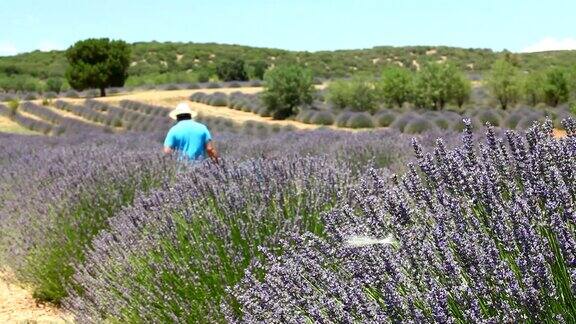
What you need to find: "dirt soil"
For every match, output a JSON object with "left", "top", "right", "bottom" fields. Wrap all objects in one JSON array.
[{"left": 0, "top": 271, "right": 72, "bottom": 323}]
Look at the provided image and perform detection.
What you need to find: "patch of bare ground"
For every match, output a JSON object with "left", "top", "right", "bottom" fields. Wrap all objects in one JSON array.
[{"left": 0, "top": 270, "right": 73, "bottom": 323}]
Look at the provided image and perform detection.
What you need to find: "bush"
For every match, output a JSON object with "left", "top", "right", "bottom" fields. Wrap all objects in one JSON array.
[
  {"left": 374, "top": 110, "right": 396, "bottom": 127},
  {"left": 208, "top": 93, "right": 229, "bottom": 107},
  {"left": 43, "top": 91, "right": 58, "bottom": 99},
  {"left": 258, "top": 106, "right": 271, "bottom": 117},
  {"left": 163, "top": 83, "right": 180, "bottom": 91},
  {"left": 216, "top": 58, "right": 248, "bottom": 81},
  {"left": 296, "top": 110, "right": 316, "bottom": 124},
  {"left": 477, "top": 110, "right": 502, "bottom": 127},
  {"left": 23, "top": 93, "right": 38, "bottom": 101},
  {"left": 335, "top": 111, "right": 353, "bottom": 127},
  {"left": 262, "top": 65, "right": 315, "bottom": 120},
  {"left": 346, "top": 112, "right": 375, "bottom": 129},
  {"left": 543, "top": 67, "right": 570, "bottom": 107},
  {"left": 327, "top": 76, "right": 379, "bottom": 113},
  {"left": 504, "top": 113, "right": 523, "bottom": 129},
  {"left": 379, "top": 66, "right": 413, "bottom": 107},
  {"left": 404, "top": 117, "right": 436, "bottom": 134},
  {"left": 206, "top": 82, "right": 221, "bottom": 89},
  {"left": 45, "top": 78, "right": 63, "bottom": 93},
  {"left": 7, "top": 99, "right": 19, "bottom": 117},
  {"left": 64, "top": 90, "right": 79, "bottom": 98},
  {"left": 391, "top": 112, "right": 417, "bottom": 132},
  {"left": 309, "top": 111, "right": 335, "bottom": 125},
  {"left": 486, "top": 59, "right": 521, "bottom": 109},
  {"left": 433, "top": 116, "right": 451, "bottom": 130}
]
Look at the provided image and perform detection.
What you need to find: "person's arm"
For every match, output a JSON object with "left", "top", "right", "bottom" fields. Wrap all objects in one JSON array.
[
  {"left": 163, "top": 130, "right": 175, "bottom": 155},
  {"left": 206, "top": 141, "right": 219, "bottom": 164}
]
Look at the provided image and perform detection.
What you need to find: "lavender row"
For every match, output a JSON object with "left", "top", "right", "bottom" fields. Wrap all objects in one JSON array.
[{"left": 230, "top": 119, "right": 576, "bottom": 322}]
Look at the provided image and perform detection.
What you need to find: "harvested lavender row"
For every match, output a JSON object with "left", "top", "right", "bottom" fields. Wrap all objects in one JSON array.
[{"left": 230, "top": 119, "right": 576, "bottom": 323}]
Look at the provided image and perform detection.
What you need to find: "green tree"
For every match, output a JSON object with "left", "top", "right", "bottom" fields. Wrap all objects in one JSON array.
[
  {"left": 45, "top": 78, "right": 63, "bottom": 93},
  {"left": 543, "top": 67, "right": 570, "bottom": 107},
  {"left": 486, "top": 59, "right": 521, "bottom": 110},
  {"left": 262, "top": 65, "right": 315, "bottom": 120},
  {"left": 451, "top": 73, "right": 472, "bottom": 108},
  {"left": 379, "top": 66, "right": 413, "bottom": 108},
  {"left": 327, "top": 76, "right": 379, "bottom": 112},
  {"left": 249, "top": 60, "right": 269, "bottom": 80},
  {"left": 523, "top": 72, "right": 545, "bottom": 106},
  {"left": 413, "top": 63, "right": 462, "bottom": 110},
  {"left": 65, "top": 38, "right": 131, "bottom": 97},
  {"left": 216, "top": 58, "right": 248, "bottom": 81},
  {"left": 345, "top": 76, "right": 379, "bottom": 112},
  {"left": 326, "top": 79, "right": 351, "bottom": 109}
]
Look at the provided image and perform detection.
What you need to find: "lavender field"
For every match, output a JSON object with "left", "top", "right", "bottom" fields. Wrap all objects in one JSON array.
[{"left": 0, "top": 118, "right": 574, "bottom": 323}]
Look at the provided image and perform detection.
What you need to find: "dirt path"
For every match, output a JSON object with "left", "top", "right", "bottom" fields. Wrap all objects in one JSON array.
[{"left": 0, "top": 271, "right": 72, "bottom": 323}]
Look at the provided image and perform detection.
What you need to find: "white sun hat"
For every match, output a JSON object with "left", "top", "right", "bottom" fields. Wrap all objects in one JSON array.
[{"left": 169, "top": 102, "right": 198, "bottom": 120}]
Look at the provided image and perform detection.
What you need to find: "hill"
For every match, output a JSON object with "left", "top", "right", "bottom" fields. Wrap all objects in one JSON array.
[{"left": 1, "top": 41, "right": 575, "bottom": 92}]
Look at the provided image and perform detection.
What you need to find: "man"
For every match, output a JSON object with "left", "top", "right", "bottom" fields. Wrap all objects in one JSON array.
[{"left": 163, "top": 102, "right": 219, "bottom": 163}]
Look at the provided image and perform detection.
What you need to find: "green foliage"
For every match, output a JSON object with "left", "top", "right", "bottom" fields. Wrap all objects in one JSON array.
[
  {"left": 346, "top": 112, "right": 375, "bottom": 128},
  {"left": 22, "top": 167, "right": 168, "bottom": 304},
  {"left": 413, "top": 63, "right": 466, "bottom": 110},
  {"left": 452, "top": 73, "right": 472, "bottom": 108},
  {"left": 7, "top": 99, "right": 19, "bottom": 117},
  {"left": 486, "top": 59, "right": 521, "bottom": 109},
  {"left": 523, "top": 72, "right": 545, "bottom": 106},
  {"left": 326, "top": 76, "right": 378, "bottom": 113},
  {"left": 65, "top": 38, "right": 131, "bottom": 97},
  {"left": 216, "top": 58, "right": 248, "bottom": 81},
  {"left": 404, "top": 117, "right": 436, "bottom": 134},
  {"left": 262, "top": 65, "right": 315, "bottom": 120},
  {"left": 543, "top": 67, "right": 570, "bottom": 107},
  {"left": 379, "top": 66, "right": 413, "bottom": 107},
  {"left": 477, "top": 110, "right": 502, "bottom": 126},
  {"left": 248, "top": 60, "right": 269, "bottom": 80},
  {"left": 374, "top": 110, "right": 397, "bottom": 127},
  {"left": 310, "top": 111, "right": 335, "bottom": 125},
  {"left": 326, "top": 79, "right": 350, "bottom": 109},
  {"left": 45, "top": 78, "right": 63, "bottom": 93}
]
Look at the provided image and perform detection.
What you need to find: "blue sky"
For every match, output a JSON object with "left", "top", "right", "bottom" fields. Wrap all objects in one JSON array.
[{"left": 1, "top": 0, "right": 575, "bottom": 56}]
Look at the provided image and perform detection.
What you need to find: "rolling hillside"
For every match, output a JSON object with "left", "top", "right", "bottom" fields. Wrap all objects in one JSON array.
[{"left": 1, "top": 42, "right": 576, "bottom": 92}]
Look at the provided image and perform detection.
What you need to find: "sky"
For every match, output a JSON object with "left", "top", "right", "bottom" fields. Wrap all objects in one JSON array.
[{"left": 1, "top": 0, "right": 575, "bottom": 56}]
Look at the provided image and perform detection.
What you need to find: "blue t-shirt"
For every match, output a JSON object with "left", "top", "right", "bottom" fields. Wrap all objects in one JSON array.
[{"left": 164, "top": 120, "right": 212, "bottom": 160}]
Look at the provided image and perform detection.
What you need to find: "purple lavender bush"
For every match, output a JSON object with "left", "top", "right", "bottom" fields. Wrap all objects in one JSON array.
[
  {"left": 230, "top": 119, "right": 576, "bottom": 323},
  {"left": 64, "top": 156, "right": 353, "bottom": 322},
  {"left": 0, "top": 133, "right": 177, "bottom": 303}
]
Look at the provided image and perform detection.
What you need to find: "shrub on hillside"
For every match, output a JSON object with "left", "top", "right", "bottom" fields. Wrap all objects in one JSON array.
[
  {"left": 262, "top": 65, "right": 315, "bottom": 120},
  {"left": 216, "top": 58, "right": 248, "bottom": 81},
  {"left": 404, "top": 117, "right": 436, "bottom": 134},
  {"left": 64, "top": 90, "right": 79, "bottom": 98},
  {"left": 327, "top": 76, "right": 379, "bottom": 113},
  {"left": 346, "top": 112, "right": 375, "bottom": 129},
  {"left": 335, "top": 111, "right": 352, "bottom": 127},
  {"left": 209, "top": 93, "right": 228, "bottom": 107},
  {"left": 374, "top": 110, "right": 397, "bottom": 127},
  {"left": 391, "top": 112, "right": 417, "bottom": 132},
  {"left": 310, "top": 111, "right": 335, "bottom": 125},
  {"left": 477, "top": 109, "right": 502, "bottom": 127}
]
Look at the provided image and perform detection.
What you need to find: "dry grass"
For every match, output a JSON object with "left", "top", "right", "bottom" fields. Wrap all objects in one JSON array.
[{"left": 0, "top": 116, "right": 38, "bottom": 135}]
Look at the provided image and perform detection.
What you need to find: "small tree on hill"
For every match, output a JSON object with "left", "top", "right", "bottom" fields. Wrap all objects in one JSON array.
[
  {"left": 486, "top": 59, "right": 521, "bottom": 110},
  {"left": 379, "top": 66, "right": 413, "bottom": 108},
  {"left": 451, "top": 72, "right": 472, "bottom": 108},
  {"left": 523, "top": 71, "right": 545, "bottom": 106},
  {"left": 543, "top": 67, "right": 570, "bottom": 107},
  {"left": 65, "top": 38, "right": 131, "bottom": 97},
  {"left": 216, "top": 58, "right": 248, "bottom": 81},
  {"left": 45, "top": 78, "right": 63, "bottom": 93},
  {"left": 413, "top": 62, "right": 462, "bottom": 110},
  {"left": 262, "top": 65, "right": 315, "bottom": 120},
  {"left": 249, "top": 60, "right": 269, "bottom": 80}
]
